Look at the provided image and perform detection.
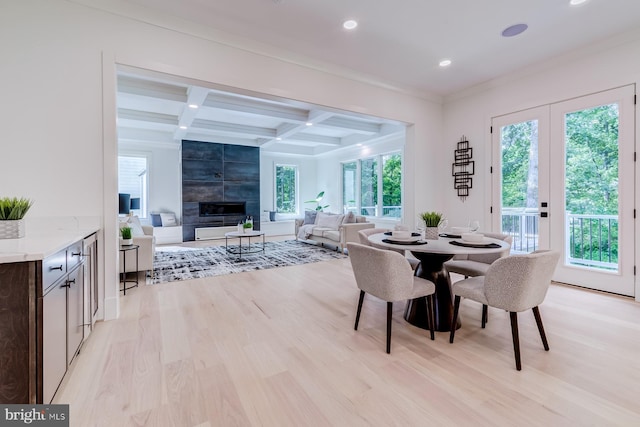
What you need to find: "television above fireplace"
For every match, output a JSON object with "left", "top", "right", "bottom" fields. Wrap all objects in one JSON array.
[{"left": 199, "top": 201, "right": 246, "bottom": 217}]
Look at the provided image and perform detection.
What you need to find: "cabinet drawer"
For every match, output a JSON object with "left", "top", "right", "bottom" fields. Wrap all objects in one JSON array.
[
  {"left": 42, "top": 249, "right": 66, "bottom": 291},
  {"left": 66, "top": 241, "right": 83, "bottom": 271}
]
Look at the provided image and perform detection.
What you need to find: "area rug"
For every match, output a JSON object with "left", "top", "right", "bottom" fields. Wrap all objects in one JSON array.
[{"left": 151, "top": 240, "right": 347, "bottom": 284}]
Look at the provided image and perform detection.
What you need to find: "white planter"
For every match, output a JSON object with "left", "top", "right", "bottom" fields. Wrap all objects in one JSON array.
[
  {"left": 424, "top": 227, "right": 439, "bottom": 240},
  {"left": 0, "top": 219, "right": 25, "bottom": 239},
  {"left": 120, "top": 238, "right": 133, "bottom": 246}
]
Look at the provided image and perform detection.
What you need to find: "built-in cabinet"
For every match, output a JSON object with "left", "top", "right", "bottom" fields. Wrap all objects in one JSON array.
[{"left": 0, "top": 232, "right": 99, "bottom": 404}]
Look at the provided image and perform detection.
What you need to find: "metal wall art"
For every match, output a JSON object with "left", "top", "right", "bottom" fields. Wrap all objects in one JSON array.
[{"left": 452, "top": 136, "right": 474, "bottom": 201}]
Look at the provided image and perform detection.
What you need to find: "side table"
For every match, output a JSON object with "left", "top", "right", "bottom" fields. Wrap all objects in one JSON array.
[
  {"left": 224, "top": 231, "right": 265, "bottom": 260},
  {"left": 119, "top": 244, "right": 139, "bottom": 295}
]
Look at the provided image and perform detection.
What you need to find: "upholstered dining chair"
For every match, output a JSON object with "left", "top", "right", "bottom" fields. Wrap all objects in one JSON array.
[
  {"left": 449, "top": 250, "right": 560, "bottom": 370},
  {"left": 347, "top": 243, "right": 436, "bottom": 354},
  {"left": 445, "top": 231, "right": 513, "bottom": 327},
  {"left": 358, "top": 228, "right": 420, "bottom": 270}
]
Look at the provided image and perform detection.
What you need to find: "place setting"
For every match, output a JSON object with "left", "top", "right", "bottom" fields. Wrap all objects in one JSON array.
[{"left": 382, "top": 229, "right": 428, "bottom": 245}]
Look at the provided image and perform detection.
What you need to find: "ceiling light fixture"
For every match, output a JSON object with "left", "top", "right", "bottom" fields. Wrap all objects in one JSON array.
[
  {"left": 439, "top": 59, "right": 452, "bottom": 67},
  {"left": 276, "top": 137, "right": 282, "bottom": 140},
  {"left": 502, "top": 23, "right": 528, "bottom": 37},
  {"left": 570, "top": 0, "right": 588, "bottom": 5},
  {"left": 306, "top": 122, "right": 313, "bottom": 126},
  {"left": 343, "top": 20, "right": 358, "bottom": 30},
  {"left": 188, "top": 104, "right": 198, "bottom": 109},
  {"left": 179, "top": 125, "right": 187, "bottom": 130}
]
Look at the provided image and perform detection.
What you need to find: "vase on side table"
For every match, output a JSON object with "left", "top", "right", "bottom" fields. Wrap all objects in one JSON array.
[{"left": 120, "top": 238, "right": 133, "bottom": 246}]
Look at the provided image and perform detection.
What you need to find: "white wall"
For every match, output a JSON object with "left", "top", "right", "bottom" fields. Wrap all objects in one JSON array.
[
  {"left": 260, "top": 153, "right": 318, "bottom": 219},
  {"left": 0, "top": 0, "right": 442, "bottom": 319},
  {"left": 441, "top": 34, "right": 640, "bottom": 230},
  {"left": 119, "top": 142, "right": 182, "bottom": 223}
]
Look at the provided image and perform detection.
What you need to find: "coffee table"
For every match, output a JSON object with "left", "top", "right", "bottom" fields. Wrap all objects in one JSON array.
[{"left": 224, "top": 230, "right": 266, "bottom": 259}]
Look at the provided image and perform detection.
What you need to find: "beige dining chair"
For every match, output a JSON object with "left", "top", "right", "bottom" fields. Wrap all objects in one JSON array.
[
  {"left": 358, "top": 228, "right": 420, "bottom": 270},
  {"left": 449, "top": 250, "right": 560, "bottom": 370},
  {"left": 445, "top": 231, "right": 512, "bottom": 327},
  {"left": 347, "top": 242, "right": 436, "bottom": 354}
]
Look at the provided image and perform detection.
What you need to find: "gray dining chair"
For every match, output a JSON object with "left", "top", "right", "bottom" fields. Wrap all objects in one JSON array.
[
  {"left": 347, "top": 242, "right": 436, "bottom": 354},
  {"left": 358, "top": 228, "right": 420, "bottom": 270},
  {"left": 449, "top": 250, "right": 560, "bottom": 370},
  {"left": 445, "top": 231, "right": 513, "bottom": 327}
]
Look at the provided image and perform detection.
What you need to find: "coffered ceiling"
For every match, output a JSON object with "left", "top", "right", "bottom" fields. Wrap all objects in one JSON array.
[{"left": 117, "top": 72, "right": 405, "bottom": 156}]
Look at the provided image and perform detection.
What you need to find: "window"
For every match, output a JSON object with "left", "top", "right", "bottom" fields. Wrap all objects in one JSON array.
[
  {"left": 275, "top": 164, "right": 297, "bottom": 214},
  {"left": 118, "top": 154, "right": 148, "bottom": 218},
  {"left": 342, "top": 151, "right": 402, "bottom": 219}
]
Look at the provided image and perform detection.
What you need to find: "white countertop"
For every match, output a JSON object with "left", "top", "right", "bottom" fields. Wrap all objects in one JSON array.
[{"left": 0, "top": 217, "right": 100, "bottom": 263}]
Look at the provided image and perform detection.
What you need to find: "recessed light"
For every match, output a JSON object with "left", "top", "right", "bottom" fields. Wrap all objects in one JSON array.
[
  {"left": 343, "top": 20, "right": 358, "bottom": 30},
  {"left": 306, "top": 122, "right": 313, "bottom": 126},
  {"left": 179, "top": 125, "right": 187, "bottom": 130},
  {"left": 502, "top": 23, "right": 528, "bottom": 37},
  {"left": 276, "top": 137, "right": 282, "bottom": 140},
  {"left": 570, "top": 0, "right": 588, "bottom": 5},
  {"left": 439, "top": 59, "right": 452, "bottom": 67},
  {"left": 188, "top": 104, "right": 198, "bottom": 109}
]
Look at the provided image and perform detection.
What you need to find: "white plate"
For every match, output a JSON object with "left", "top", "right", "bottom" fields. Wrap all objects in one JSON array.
[
  {"left": 388, "top": 236, "right": 421, "bottom": 242},
  {"left": 459, "top": 237, "right": 496, "bottom": 245}
]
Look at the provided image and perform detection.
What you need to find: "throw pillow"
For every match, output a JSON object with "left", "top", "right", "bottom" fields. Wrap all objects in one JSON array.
[
  {"left": 150, "top": 213, "right": 162, "bottom": 227},
  {"left": 160, "top": 212, "right": 178, "bottom": 227},
  {"left": 342, "top": 211, "right": 356, "bottom": 224},
  {"left": 303, "top": 210, "right": 318, "bottom": 225},
  {"left": 127, "top": 215, "right": 145, "bottom": 236},
  {"left": 316, "top": 212, "right": 345, "bottom": 229}
]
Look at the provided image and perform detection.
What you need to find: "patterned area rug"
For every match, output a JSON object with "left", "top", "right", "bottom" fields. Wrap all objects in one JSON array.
[{"left": 152, "top": 240, "right": 347, "bottom": 284}]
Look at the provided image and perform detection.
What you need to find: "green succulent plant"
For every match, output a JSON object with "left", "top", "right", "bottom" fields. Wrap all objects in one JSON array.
[
  {"left": 419, "top": 211, "right": 443, "bottom": 227},
  {"left": 0, "top": 197, "right": 33, "bottom": 220}
]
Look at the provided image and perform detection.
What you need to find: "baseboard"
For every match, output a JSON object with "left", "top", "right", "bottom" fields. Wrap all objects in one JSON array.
[{"left": 103, "top": 295, "right": 120, "bottom": 320}]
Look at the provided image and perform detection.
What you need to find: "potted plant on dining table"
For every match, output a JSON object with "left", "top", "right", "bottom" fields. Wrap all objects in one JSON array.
[{"left": 419, "top": 211, "right": 443, "bottom": 240}]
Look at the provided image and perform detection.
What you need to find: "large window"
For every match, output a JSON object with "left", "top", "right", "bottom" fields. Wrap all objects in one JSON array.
[
  {"left": 342, "top": 152, "right": 402, "bottom": 219},
  {"left": 118, "top": 154, "right": 148, "bottom": 218},
  {"left": 275, "top": 164, "right": 297, "bottom": 214}
]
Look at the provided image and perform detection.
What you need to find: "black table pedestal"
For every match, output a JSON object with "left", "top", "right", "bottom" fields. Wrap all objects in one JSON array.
[{"left": 404, "top": 252, "right": 461, "bottom": 332}]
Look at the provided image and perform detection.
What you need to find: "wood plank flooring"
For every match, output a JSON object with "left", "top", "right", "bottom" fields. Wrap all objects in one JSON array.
[{"left": 56, "top": 243, "right": 640, "bottom": 426}]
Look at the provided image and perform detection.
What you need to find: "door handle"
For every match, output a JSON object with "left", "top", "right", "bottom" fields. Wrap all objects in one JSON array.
[{"left": 540, "top": 212, "right": 548, "bottom": 218}]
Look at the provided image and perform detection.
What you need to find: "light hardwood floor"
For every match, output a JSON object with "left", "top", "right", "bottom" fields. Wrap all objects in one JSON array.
[{"left": 56, "top": 242, "right": 640, "bottom": 426}]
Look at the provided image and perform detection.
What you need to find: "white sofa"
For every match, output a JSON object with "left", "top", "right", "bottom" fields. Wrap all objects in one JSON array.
[
  {"left": 119, "top": 220, "right": 156, "bottom": 274},
  {"left": 295, "top": 211, "right": 374, "bottom": 252}
]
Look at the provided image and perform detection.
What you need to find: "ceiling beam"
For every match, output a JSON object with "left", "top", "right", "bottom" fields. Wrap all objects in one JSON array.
[
  {"left": 174, "top": 86, "right": 210, "bottom": 141},
  {"left": 204, "top": 93, "right": 309, "bottom": 122},
  {"left": 118, "top": 75, "right": 188, "bottom": 103},
  {"left": 318, "top": 116, "right": 382, "bottom": 134},
  {"left": 118, "top": 109, "right": 179, "bottom": 126},
  {"left": 191, "top": 119, "right": 276, "bottom": 138}
]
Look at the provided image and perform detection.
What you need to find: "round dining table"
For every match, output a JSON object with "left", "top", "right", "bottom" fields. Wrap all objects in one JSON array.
[{"left": 367, "top": 232, "right": 511, "bottom": 332}]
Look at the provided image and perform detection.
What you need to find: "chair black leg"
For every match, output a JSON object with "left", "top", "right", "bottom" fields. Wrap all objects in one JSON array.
[
  {"left": 427, "top": 295, "right": 435, "bottom": 341},
  {"left": 354, "top": 290, "right": 365, "bottom": 330},
  {"left": 532, "top": 306, "right": 549, "bottom": 351},
  {"left": 481, "top": 304, "right": 488, "bottom": 328},
  {"left": 449, "top": 295, "right": 461, "bottom": 343},
  {"left": 509, "top": 312, "right": 521, "bottom": 371},
  {"left": 386, "top": 302, "right": 393, "bottom": 354}
]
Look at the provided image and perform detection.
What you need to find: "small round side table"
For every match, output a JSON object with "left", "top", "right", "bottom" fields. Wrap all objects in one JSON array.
[{"left": 119, "top": 244, "right": 139, "bottom": 295}]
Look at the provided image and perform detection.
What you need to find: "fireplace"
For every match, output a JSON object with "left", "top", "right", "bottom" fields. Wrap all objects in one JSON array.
[{"left": 199, "top": 201, "right": 246, "bottom": 217}]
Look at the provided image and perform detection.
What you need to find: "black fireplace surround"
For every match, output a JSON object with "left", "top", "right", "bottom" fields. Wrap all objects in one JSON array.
[{"left": 199, "top": 201, "right": 246, "bottom": 217}]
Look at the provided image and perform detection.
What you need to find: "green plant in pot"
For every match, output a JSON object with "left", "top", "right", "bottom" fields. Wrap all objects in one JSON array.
[
  {"left": 0, "top": 197, "right": 33, "bottom": 239},
  {"left": 242, "top": 221, "right": 253, "bottom": 233},
  {"left": 419, "top": 211, "right": 443, "bottom": 240},
  {"left": 120, "top": 226, "right": 133, "bottom": 245}
]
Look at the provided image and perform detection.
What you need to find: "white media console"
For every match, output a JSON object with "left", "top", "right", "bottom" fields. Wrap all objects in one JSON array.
[{"left": 195, "top": 220, "right": 294, "bottom": 241}]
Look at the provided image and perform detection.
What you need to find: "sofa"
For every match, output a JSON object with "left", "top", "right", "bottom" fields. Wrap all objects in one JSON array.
[
  {"left": 119, "top": 217, "right": 156, "bottom": 274},
  {"left": 295, "top": 211, "right": 374, "bottom": 252}
]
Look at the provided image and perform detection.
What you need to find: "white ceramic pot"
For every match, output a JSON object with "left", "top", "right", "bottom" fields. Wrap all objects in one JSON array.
[{"left": 424, "top": 227, "right": 439, "bottom": 240}]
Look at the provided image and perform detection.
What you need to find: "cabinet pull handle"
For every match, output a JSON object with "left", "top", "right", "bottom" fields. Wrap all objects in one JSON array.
[
  {"left": 50, "top": 265, "right": 63, "bottom": 271},
  {"left": 65, "top": 279, "right": 76, "bottom": 287},
  {"left": 72, "top": 252, "right": 82, "bottom": 257},
  {"left": 61, "top": 282, "right": 70, "bottom": 288}
]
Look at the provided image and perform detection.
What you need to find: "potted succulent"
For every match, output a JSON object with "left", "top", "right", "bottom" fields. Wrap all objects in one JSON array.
[
  {"left": 120, "top": 226, "right": 133, "bottom": 245},
  {"left": 419, "top": 211, "right": 443, "bottom": 240},
  {"left": 0, "top": 197, "right": 33, "bottom": 239},
  {"left": 242, "top": 221, "right": 253, "bottom": 233}
]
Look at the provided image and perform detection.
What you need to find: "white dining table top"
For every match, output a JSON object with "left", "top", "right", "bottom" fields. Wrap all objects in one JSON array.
[{"left": 367, "top": 232, "right": 510, "bottom": 255}]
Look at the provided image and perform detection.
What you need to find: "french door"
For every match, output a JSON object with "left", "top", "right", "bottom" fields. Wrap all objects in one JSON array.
[{"left": 492, "top": 86, "right": 636, "bottom": 296}]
